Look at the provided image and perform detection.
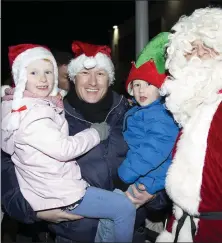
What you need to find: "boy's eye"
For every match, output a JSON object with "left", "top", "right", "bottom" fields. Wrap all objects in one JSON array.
[
  {"left": 30, "top": 71, "right": 37, "bottom": 75},
  {"left": 133, "top": 83, "right": 140, "bottom": 87}
]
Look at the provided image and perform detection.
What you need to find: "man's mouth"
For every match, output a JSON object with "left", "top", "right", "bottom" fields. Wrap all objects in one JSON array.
[
  {"left": 139, "top": 96, "right": 147, "bottom": 102},
  {"left": 86, "top": 89, "right": 99, "bottom": 92}
]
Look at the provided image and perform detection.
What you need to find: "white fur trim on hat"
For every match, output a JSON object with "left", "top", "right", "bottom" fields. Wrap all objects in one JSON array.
[
  {"left": 8, "top": 47, "right": 59, "bottom": 131},
  {"left": 11, "top": 47, "right": 58, "bottom": 110},
  {"left": 166, "top": 7, "right": 222, "bottom": 73},
  {"left": 67, "top": 52, "right": 115, "bottom": 85}
]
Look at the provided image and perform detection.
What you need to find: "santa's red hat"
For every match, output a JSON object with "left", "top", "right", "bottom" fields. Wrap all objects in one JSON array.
[
  {"left": 68, "top": 41, "right": 115, "bottom": 85},
  {"left": 4, "top": 44, "right": 58, "bottom": 131}
]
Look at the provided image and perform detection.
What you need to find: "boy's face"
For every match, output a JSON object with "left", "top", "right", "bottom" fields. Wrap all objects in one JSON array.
[
  {"left": 26, "top": 59, "right": 55, "bottom": 97},
  {"left": 132, "top": 79, "right": 160, "bottom": 106}
]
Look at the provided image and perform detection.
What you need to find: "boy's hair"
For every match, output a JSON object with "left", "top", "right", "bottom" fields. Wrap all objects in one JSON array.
[{"left": 51, "top": 50, "right": 73, "bottom": 66}]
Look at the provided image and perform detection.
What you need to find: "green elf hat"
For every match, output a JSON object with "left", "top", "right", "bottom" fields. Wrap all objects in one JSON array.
[{"left": 126, "top": 32, "right": 169, "bottom": 95}]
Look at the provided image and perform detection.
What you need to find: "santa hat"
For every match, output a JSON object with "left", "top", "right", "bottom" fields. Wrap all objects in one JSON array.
[
  {"left": 126, "top": 32, "right": 169, "bottom": 95},
  {"left": 68, "top": 41, "right": 115, "bottom": 85},
  {"left": 166, "top": 7, "right": 222, "bottom": 72},
  {"left": 4, "top": 44, "right": 58, "bottom": 131}
]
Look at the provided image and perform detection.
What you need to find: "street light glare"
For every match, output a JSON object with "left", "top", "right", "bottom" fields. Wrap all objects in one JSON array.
[{"left": 113, "top": 25, "right": 118, "bottom": 29}]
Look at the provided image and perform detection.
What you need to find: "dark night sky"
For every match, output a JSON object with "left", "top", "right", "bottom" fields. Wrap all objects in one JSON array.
[{"left": 2, "top": 1, "right": 135, "bottom": 80}]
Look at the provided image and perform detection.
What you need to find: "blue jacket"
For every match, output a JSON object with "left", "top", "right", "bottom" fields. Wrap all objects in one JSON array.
[
  {"left": 1, "top": 92, "right": 171, "bottom": 242},
  {"left": 118, "top": 98, "right": 179, "bottom": 194}
]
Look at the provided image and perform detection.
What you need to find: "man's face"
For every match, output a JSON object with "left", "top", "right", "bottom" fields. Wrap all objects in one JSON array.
[
  {"left": 58, "top": 65, "right": 70, "bottom": 91},
  {"left": 132, "top": 79, "right": 160, "bottom": 106},
  {"left": 75, "top": 67, "right": 109, "bottom": 103},
  {"left": 184, "top": 40, "right": 219, "bottom": 61}
]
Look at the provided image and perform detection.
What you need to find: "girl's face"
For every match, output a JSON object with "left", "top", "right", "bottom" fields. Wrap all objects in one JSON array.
[
  {"left": 132, "top": 79, "right": 160, "bottom": 106},
  {"left": 26, "top": 59, "right": 55, "bottom": 97}
]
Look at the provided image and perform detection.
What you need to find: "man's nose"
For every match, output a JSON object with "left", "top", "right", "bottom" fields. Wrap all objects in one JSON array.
[{"left": 88, "top": 74, "right": 97, "bottom": 86}]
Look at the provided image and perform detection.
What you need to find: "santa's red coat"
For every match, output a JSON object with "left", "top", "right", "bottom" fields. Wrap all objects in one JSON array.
[{"left": 157, "top": 96, "right": 222, "bottom": 243}]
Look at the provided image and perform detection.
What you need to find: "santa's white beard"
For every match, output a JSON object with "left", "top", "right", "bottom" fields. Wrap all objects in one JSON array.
[{"left": 160, "top": 57, "right": 222, "bottom": 127}]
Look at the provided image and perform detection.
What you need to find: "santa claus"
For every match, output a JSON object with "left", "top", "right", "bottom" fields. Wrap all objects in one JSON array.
[{"left": 156, "top": 7, "right": 222, "bottom": 243}]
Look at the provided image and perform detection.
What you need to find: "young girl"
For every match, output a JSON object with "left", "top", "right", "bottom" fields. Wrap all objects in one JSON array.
[{"left": 1, "top": 44, "right": 136, "bottom": 242}]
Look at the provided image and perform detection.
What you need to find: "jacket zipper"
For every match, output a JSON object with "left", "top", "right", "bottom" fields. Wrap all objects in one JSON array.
[{"left": 64, "top": 95, "right": 124, "bottom": 125}]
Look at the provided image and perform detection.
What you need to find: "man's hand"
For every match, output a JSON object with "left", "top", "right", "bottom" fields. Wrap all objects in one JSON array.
[
  {"left": 36, "top": 208, "right": 83, "bottom": 223},
  {"left": 125, "top": 184, "right": 155, "bottom": 209}
]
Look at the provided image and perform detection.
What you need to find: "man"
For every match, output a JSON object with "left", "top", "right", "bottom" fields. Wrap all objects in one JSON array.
[
  {"left": 51, "top": 50, "right": 73, "bottom": 97},
  {"left": 156, "top": 7, "right": 222, "bottom": 243},
  {"left": 1, "top": 41, "right": 168, "bottom": 243}
]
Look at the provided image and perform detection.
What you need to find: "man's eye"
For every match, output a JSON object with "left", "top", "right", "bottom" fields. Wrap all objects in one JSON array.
[
  {"left": 98, "top": 72, "right": 104, "bottom": 76},
  {"left": 82, "top": 71, "right": 88, "bottom": 75}
]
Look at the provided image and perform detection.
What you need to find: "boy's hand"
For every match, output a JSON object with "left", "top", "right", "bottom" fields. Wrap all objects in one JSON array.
[{"left": 125, "top": 184, "right": 155, "bottom": 209}]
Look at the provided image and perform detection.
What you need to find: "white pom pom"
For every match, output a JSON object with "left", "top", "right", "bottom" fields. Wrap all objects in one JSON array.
[
  {"left": 83, "top": 57, "right": 97, "bottom": 69},
  {"left": 1, "top": 85, "right": 11, "bottom": 97}
]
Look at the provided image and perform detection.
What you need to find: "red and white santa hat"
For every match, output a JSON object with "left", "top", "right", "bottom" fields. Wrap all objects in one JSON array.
[
  {"left": 3, "top": 44, "right": 58, "bottom": 131},
  {"left": 68, "top": 41, "right": 115, "bottom": 85}
]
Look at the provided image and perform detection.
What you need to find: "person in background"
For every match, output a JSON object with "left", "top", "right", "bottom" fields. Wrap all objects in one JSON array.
[
  {"left": 96, "top": 32, "right": 179, "bottom": 242},
  {"left": 51, "top": 50, "right": 72, "bottom": 97},
  {"left": 156, "top": 7, "right": 222, "bottom": 243}
]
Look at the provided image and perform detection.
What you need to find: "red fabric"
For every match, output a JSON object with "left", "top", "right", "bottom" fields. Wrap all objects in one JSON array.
[
  {"left": 8, "top": 44, "right": 50, "bottom": 68},
  {"left": 71, "top": 41, "right": 111, "bottom": 58},
  {"left": 166, "top": 214, "right": 175, "bottom": 233},
  {"left": 125, "top": 61, "right": 167, "bottom": 92},
  {"left": 218, "top": 89, "right": 222, "bottom": 94},
  {"left": 194, "top": 102, "right": 222, "bottom": 243},
  {"left": 11, "top": 105, "right": 27, "bottom": 113},
  {"left": 172, "top": 131, "right": 182, "bottom": 158}
]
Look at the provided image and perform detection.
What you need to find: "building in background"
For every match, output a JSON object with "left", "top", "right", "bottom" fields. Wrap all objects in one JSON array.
[{"left": 111, "top": 0, "right": 222, "bottom": 95}]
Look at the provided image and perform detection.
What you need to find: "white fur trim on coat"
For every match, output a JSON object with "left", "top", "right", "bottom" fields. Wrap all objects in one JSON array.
[
  {"left": 158, "top": 95, "right": 222, "bottom": 242},
  {"left": 67, "top": 53, "right": 115, "bottom": 85}
]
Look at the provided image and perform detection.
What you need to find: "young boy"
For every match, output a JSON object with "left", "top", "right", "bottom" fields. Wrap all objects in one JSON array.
[{"left": 96, "top": 32, "right": 179, "bottom": 242}]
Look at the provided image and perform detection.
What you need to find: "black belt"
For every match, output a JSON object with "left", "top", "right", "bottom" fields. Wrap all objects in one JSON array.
[{"left": 174, "top": 210, "right": 222, "bottom": 243}]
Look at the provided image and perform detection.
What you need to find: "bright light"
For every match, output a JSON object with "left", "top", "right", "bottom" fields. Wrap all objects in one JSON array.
[{"left": 113, "top": 25, "right": 118, "bottom": 29}]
